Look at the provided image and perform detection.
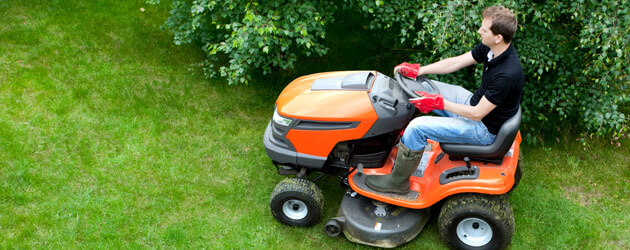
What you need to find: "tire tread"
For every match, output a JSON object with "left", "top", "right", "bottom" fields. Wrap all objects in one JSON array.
[
  {"left": 270, "top": 178, "right": 324, "bottom": 227},
  {"left": 438, "top": 193, "right": 515, "bottom": 250}
]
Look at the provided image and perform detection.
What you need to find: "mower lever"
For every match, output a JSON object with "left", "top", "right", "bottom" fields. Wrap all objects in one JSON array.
[
  {"left": 463, "top": 157, "right": 472, "bottom": 170},
  {"left": 374, "top": 95, "right": 398, "bottom": 111}
]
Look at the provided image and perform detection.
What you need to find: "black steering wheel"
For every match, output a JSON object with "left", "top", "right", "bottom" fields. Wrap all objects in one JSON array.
[{"left": 394, "top": 71, "right": 440, "bottom": 98}]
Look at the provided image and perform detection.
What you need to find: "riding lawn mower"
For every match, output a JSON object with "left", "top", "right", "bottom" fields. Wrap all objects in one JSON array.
[{"left": 263, "top": 70, "right": 522, "bottom": 249}]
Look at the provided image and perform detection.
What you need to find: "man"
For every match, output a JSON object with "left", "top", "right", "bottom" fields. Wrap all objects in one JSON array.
[{"left": 366, "top": 6, "right": 524, "bottom": 194}]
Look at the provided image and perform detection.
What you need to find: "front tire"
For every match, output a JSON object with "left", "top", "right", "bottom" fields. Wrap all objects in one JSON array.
[
  {"left": 438, "top": 194, "right": 514, "bottom": 250},
  {"left": 270, "top": 178, "right": 324, "bottom": 227}
]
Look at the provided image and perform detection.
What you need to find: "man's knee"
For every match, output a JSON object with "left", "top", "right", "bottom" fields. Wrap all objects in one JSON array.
[
  {"left": 402, "top": 117, "right": 435, "bottom": 149},
  {"left": 406, "top": 116, "right": 434, "bottom": 134}
]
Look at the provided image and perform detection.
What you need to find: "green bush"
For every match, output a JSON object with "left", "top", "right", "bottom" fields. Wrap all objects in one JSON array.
[
  {"left": 151, "top": 0, "right": 338, "bottom": 84},
  {"left": 153, "top": 0, "right": 629, "bottom": 139}
]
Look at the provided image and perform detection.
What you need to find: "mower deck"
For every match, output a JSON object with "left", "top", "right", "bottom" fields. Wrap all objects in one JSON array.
[{"left": 328, "top": 193, "right": 431, "bottom": 248}]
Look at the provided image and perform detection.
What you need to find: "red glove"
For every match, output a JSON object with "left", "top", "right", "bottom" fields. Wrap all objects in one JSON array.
[
  {"left": 394, "top": 62, "right": 421, "bottom": 79},
  {"left": 409, "top": 91, "right": 444, "bottom": 113}
]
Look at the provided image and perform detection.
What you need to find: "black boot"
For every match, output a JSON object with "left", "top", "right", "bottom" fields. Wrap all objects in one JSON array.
[{"left": 365, "top": 142, "right": 423, "bottom": 194}]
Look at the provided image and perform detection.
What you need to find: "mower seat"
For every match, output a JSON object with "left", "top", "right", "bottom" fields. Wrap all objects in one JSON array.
[{"left": 440, "top": 106, "right": 521, "bottom": 162}]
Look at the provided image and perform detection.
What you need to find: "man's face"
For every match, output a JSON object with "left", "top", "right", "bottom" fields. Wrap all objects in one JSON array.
[{"left": 478, "top": 18, "right": 500, "bottom": 46}]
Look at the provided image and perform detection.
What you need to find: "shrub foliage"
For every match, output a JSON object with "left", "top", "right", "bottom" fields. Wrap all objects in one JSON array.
[
  {"left": 154, "top": 0, "right": 629, "bottom": 138},
  {"left": 153, "top": 0, "right": 337, "bottom": 84}
]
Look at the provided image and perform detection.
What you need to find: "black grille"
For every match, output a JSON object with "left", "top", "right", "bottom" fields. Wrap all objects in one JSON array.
[{"left": 269, "top": 122, "right": 292, "bottom": 149}]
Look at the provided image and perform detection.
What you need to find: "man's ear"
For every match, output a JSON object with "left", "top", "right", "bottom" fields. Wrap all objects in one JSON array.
[{"left": 495, "top": 34, "right": 504, "bottom": 44}]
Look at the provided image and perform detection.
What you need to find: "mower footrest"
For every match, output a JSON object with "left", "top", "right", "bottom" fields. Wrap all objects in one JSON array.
[{"left": 352, "top": 173, "right": 419, "bottom": 201}]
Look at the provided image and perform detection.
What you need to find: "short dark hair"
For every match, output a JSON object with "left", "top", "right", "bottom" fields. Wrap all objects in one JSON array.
[{"left": 482, "top": 6, "right": 517, "bottom": 43}]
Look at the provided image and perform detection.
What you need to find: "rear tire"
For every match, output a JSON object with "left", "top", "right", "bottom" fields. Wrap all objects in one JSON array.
[
  {"left": 270, "top": 178, "right": 324, "bottom": 227},
  {"left": 438, "top": 194, "right": 514, "bottom": 250}
]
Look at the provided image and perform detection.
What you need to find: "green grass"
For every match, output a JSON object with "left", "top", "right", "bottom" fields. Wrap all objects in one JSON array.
[{"left": 1, "top": 0, "right": 628, "bottom": 248}]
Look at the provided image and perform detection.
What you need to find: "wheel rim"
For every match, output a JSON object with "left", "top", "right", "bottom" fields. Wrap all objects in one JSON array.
[
  {"left": 282, "top": 199, "right": 308, "bottom": 220},
  {"left": 326, "top": 225, "right": 340, "bottom": 235},
  {"left": 456, "top": 218, "right": 493, "bottom": 247}
]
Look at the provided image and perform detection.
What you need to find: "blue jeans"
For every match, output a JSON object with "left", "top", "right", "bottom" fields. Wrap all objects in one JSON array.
[{"left": 401, "top": 80, "right": 497, "bottom": 151}]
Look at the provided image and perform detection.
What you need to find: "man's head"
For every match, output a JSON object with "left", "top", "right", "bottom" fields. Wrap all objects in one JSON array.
[{"left": 478, "top": 6, "right": 517, "bottom": 46}]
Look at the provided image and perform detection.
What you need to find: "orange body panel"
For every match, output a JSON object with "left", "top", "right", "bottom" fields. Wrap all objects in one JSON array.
[
  {"left": 286, "top": 120, "right": 376, "bottom": 157},
  {"left": 349, "top": 131, "right": 522, "bottom": 209},
  {"left": 277, "top": 71, "right": 379, "bottom": 157}
]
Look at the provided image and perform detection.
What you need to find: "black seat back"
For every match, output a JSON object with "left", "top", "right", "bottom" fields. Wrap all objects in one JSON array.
[{"left": 440, "top": 106, "right": 521, "bottom": 161}]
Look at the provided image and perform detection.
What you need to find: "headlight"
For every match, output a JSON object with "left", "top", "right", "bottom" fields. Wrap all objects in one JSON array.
[{"left": 273, "top": 108, "right": 293, "bottom": 126}]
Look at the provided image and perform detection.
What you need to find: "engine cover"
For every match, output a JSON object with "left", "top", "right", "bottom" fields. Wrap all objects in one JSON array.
[{"left": 265, "top": 71, "right": 415, "bottom": 169}]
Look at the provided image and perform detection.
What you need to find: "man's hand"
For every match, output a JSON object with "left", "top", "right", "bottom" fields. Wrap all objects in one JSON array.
[
  {"left": 394, "top": 62, "right": 421, "bottom": 79},
  {"left": 409, "top": 91, "right": 444, "bottom": 113}
]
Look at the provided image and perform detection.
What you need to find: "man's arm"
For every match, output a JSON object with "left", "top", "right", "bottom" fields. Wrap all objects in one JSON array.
[
  {"left": 444, "top": 96, "right": 496, "bottom": 121},
  {"left": 418, "top": 51, "right": 477, "bottom": 75}
]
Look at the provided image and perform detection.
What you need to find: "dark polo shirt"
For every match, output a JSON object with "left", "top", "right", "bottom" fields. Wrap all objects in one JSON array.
[{"left": 470, "top": 43, "right": 524, "bottom": 135}]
